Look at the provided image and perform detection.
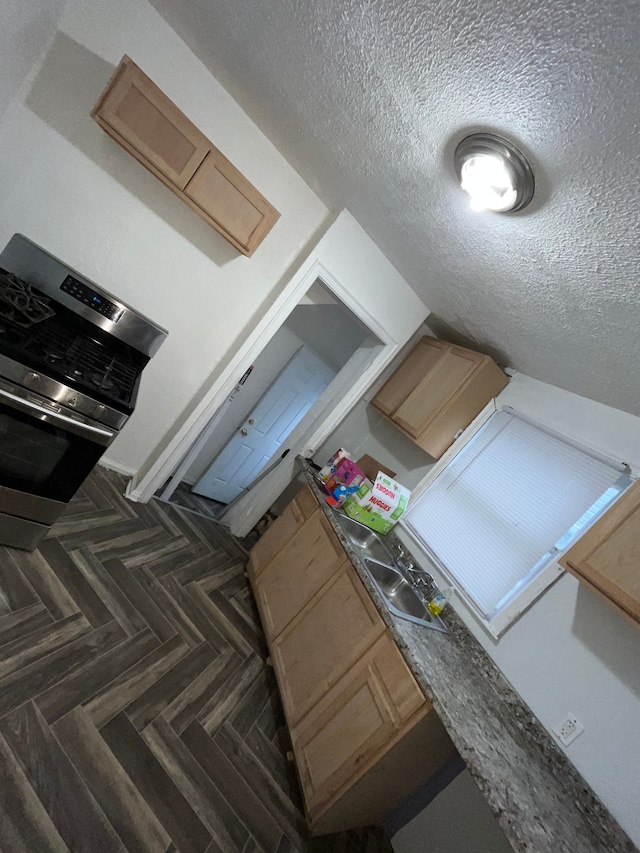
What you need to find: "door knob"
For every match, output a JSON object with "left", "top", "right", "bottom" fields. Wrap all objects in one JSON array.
[{"left": 240, "top": 428, "right": 248, "bottom": 436}]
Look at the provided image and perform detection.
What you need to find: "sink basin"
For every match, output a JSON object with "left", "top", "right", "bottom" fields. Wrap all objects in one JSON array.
[
  {"left": 331, "top": 511, "right": 446, "bottom": 632},
  {"left": 363, "top": 559, "right": 447, "bottom": 632},
  {"left": 333, "top": 513, "right": 395, "bottom": 566}
]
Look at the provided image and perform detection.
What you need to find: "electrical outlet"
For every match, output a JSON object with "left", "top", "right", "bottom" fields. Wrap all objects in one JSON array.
[{"left": 553, "top": 714, "right": 585, "bottom": 747}]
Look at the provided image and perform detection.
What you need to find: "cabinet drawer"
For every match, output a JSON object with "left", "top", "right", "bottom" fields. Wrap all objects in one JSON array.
[{"left": 271, "top": 563, "right": 385, "bottom": 725}]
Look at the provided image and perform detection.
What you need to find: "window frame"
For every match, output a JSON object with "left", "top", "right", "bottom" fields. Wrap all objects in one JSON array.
[{"left": 399, "top": 401, "right": 634, "bottom": 637}]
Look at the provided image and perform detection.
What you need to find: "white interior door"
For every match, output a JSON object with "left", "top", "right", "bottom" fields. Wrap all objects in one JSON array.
[{"left": 192, "top": 347, "right": 335, "bottom": 503}]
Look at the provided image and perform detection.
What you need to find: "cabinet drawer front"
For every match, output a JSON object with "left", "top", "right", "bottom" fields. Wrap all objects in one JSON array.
[
  {"left": 94, "top": 57, "right": 209, "bottom": 189},
  {"left": 185, "top": 151, "right": 279, "bottom": 253},
  {"left": 394, "top": 349, "right": 479, "bottom": 438},
  {"left": 292, "top": 632, "right": 427, "bottom": 815},
  {"left": 271, "top": 564, "right": 385, "bottom": 725},
  {"left": 372, "top": 338, "right": 447, "bottom": 417},
  {"left": 253, "top": 512, "right": 346, "bottom": 640}
]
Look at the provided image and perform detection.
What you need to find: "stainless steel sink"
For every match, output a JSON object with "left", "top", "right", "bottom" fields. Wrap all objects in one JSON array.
[
  {"left": 333, "top": 513, "right": 396, "bottom": 566},
  {"left": 332, "top": 512, "right": 446, "bottom": 632},
  {"left": 363, "top": 559, "right": 447, "bottom": 632}
]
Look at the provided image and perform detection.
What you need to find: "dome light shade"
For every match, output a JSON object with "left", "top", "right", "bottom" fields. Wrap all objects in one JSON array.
[{"left": 454, "top": 134, "right": 534, "bottom": 213}]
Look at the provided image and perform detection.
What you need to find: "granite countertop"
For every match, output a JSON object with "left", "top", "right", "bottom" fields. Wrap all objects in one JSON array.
[{"left": 298, "top": 458, "right": 636, "bottom": 853}]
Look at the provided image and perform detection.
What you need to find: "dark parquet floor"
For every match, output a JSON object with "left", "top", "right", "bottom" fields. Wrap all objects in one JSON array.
[{"left": 0, "top": 466, "right": 393, "bottom": 853}]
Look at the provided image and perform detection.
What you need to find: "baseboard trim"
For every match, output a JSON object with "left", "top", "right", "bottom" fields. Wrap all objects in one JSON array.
[{"left": 99, "top": 458, "right": 137, "bottom": 479}]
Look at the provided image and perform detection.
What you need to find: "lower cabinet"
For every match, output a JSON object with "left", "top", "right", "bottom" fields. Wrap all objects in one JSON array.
[
  {"left": 248, "top": 484, "right": 317, "bottom": 576},
  {"left": 248, "top": 485, "right": 456, "bottom": 833},
  {"left": 270, "top": 562, "right": 385, "bottom": 725},
  {"left": 253, "top": 510, "right": 347, "bottom": 642}
]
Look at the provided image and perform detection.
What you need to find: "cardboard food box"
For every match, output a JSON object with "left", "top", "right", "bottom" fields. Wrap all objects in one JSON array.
[
  {"left": 342, "top": 472, "right": 411, "bottom": 535},
  {"left": 356, "top": 454, "right": 396, "bottom": 481}
]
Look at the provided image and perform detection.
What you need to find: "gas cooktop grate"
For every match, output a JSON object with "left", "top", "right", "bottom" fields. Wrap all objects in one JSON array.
[
  {"left": 18, "top": 323, "right": 139, "bottom": 404},
  {"left": 0, "top": 271, "right": 55, "bottom": 327}
]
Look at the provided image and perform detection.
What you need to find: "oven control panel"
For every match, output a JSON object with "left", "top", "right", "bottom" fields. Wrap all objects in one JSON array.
[{"left": 60, "top": 275, "right": 123, "bottom": 322}]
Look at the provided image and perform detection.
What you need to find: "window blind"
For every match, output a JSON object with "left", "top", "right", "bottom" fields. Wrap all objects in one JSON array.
[{"left": 405, "top": 410, "right": 628, "bottom": 621}]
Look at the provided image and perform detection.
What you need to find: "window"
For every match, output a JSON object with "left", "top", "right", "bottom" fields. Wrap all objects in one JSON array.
[{"left": 403, "top": 409, "right": 632, "bottom": 636}]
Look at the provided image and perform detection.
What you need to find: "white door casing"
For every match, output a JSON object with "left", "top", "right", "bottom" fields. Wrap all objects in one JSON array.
[{"left": 192, "top": 347, "right": 335, "bottom": 503}]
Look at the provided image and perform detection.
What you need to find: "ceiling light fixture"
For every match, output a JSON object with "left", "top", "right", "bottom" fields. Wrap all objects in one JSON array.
[{"left": 454, "top": 133, "right": 534, "bottom": 213}]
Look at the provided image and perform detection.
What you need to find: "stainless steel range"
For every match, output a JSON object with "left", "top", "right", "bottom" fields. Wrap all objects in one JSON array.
[{"left": 0, "top": 234, "right": 167, "bottom": 550}]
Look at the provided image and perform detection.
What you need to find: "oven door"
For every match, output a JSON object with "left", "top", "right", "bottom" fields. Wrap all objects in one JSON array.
[{"left": 0, "top": 383, "right": 116, "bottom": 525}]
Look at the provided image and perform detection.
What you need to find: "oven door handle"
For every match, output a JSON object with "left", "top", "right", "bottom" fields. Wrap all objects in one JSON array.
[{"left": 0, "top": 387, "right": 116, "bottom": 446}]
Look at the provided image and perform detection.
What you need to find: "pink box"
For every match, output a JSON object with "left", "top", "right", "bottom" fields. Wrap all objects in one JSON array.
[{"left": 324, "top": 458, "right": 366, "bottom": 494}]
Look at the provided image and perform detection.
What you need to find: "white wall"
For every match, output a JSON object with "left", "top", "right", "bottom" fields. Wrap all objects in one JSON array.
[
  {"left": 0, "top": 0, "right": 328, "bottom": 475},
  {"left": 392, "top": 769, "right": 512, "bottom": 853},
  {"left": 0, "top": 0, "right": 66, "bottom": 122},
  {"left": 185, "top": 324, "right": 304, "bottom": 484},
  {"left": 397, "top": 372, "right": 640, "bottom": 846},
  {"left": 299, "top": 280, "right": 337, "bottom": 306},
  {"left": 285, "top": 302, "right": 370, "bottom": 372}
]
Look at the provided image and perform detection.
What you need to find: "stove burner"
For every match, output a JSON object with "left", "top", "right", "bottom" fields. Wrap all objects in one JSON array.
[
  {"left": 0, "top": 268, "right": 139, "bottom": 410},
  {"left": 87, "top": 372, "right": 115, "bottom": 391}
]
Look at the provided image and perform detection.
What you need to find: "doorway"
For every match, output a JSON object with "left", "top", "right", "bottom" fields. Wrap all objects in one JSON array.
[
  {"left": 129, "top": 212, "right": 429, "bottom": 538},
  {"left": 158, "top": 279, "right": 376, "bottom": 527}
]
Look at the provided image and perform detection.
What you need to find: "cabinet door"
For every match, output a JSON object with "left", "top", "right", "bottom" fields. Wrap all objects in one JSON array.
[
  {"left": 249, "top": 485, "right": 317, "bottom": 577},
  {"left": 394, "top": 347, "right": 481, "bottom": 438},
  {"left": 372, "top": 338, "right": 447, "bottom": 417},
  {"left": 185, "top": 151, "right": 280, "bottom": 256},
  {"left": 416, "top": 357, "right": 509, "bottom": 458},
  {"left": 560, "top": 481, "right": 640, "bottom": 623},
  {"left": 92, "top": 56, "right": 209, "bottom": 189},
  {"left": 271, "top": 564, "right": 385, "bottom": 725},
  {"left": 253, "top": 511, "right": 346, "bottom": 641},
  {"left": 291, "top": 632, "right": 427, "bottom": 817}
]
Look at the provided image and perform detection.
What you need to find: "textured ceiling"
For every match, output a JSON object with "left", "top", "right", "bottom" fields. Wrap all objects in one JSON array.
[{"left": 150, "top": 0, "right": 640, "bottom": 415}]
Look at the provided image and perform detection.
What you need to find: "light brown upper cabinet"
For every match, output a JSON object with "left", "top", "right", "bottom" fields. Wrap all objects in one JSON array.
[
  {"left": 371, "top": 336, "right": 509, "bottom": 459},
  {"left": 560, "top": 481, "right": 640, "bottom": 626},
  {"left": 92, "top": 56, "right": 280, "bottom": 256}
]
